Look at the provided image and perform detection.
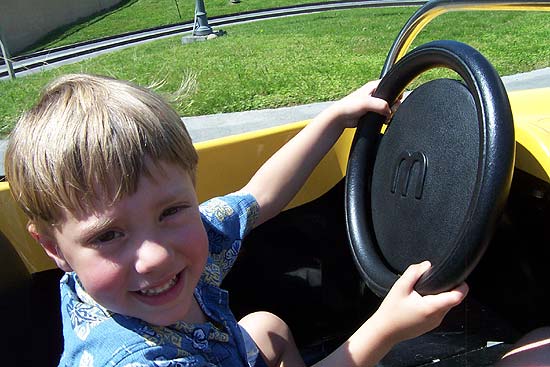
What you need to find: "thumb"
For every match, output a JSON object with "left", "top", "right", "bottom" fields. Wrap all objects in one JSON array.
[
  {"left": 368, "top": 97, "right": 392, "bottom": 117},
  {"left": 397, "top": 261, "right": 432, "bottom": 292}
]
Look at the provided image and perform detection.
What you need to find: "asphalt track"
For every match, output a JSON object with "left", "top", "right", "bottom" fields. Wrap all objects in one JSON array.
[{"left": 0, "top": 0, "right": 427, "bottom": 79}]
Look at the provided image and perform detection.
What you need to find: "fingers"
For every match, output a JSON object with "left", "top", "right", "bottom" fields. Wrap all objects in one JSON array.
[
  {"left": 332, "top": 79, "right": 394, "bottom": 127},
  {"left": 397, "top": 261, "right": 432, "bottom": 292},
  {"left": 355, "top": 80, "right": 392, "bottom": 117},
  {"left": 369, "top": 97, "right": 392, "bottom": 117},
  {"left": 397, "top": 262, "right": 469, "bottom": 306},
  {"left": 430, "top": 282, "right": 469, "bottom": 309},
  {"left": 451, "top": 282, "right": 469, "bottom": 299},
  {"left": 363, "top": 79, "right": 381, "bottom": 94},
  {"left": 362, "top": 80, "right": 391, "bottom": 116}
]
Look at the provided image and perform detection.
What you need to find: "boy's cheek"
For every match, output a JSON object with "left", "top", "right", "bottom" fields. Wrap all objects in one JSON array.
[
  {"left": 184, "top": 227, "right": 209, "bottom": 270},
  {"left": 76, "top": 264, "right": 126, "bottom": 304}
]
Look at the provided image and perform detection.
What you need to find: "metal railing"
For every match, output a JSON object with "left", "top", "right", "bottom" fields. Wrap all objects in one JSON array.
[
  {"left": 0, "top": 28, "right": 15, "bottom": 80},
  {"left": 381, "top": 0, "right": 550, "bottom": 76},
  {"left": 0, "top": 0, "right": 427, "bottom": 80}
]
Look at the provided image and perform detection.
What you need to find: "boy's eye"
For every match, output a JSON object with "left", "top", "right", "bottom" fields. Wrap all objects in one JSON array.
[
  {"left": 94, "top": 231, "right": 123, "bottom": 244},
  {"left": 160, "top": 206, "right": 185, "bottom": 220}
]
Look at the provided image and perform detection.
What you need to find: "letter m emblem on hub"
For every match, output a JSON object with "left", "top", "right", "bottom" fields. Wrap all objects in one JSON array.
[{"left": 391, "top": 151, "right": 428, "bottom": 199}]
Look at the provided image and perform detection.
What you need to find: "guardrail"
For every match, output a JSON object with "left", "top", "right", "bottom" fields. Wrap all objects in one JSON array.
[{"left": 0, "top": 28, "right": 15, "bottom": 80}]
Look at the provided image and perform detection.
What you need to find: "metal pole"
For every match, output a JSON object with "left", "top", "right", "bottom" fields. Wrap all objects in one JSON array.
[
  {"left": 173, "top": 0, "right": 182, "bottom": 19},
  {"left": 0, "top": 28, "right": 15, "bottom": 80},
  {"left": 194, "top": 0, "right": 213, "bottom": 36}
]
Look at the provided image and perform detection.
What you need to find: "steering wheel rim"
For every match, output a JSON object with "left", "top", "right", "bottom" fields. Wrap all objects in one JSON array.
[{"left": 345, "top": 40, "right": 515, "bottom": 297}]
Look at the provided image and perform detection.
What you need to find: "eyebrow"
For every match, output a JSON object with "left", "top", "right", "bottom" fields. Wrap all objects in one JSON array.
[
  {"left": 154, "top": 180, "right": 197, "bottom": 208},
  {"left": 76, "top": 217, "right": 116, "bottom": 243}
]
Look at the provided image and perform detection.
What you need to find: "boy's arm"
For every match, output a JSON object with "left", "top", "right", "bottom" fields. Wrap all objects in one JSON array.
[
  {"left": 314, "top": 262, "right": 469, "bottom": 367},
  {"left": 242, "top": 81, "right": 391, "bottom": 226}
]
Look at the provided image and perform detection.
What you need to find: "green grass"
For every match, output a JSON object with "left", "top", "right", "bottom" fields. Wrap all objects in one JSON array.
[
  {"left": 1, "top": 7, "right": 549, "bottom": 137},
  {"left": 23, "top": 0, "right": 332, "bottom": 53}
]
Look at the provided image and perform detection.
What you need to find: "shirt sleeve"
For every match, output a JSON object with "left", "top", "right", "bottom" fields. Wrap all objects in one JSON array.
[{"left": 200, "top": 191, "right": 259, "bottom": 285}]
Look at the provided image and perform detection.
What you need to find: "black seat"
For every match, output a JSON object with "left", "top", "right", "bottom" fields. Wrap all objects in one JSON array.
[{"left": 0, "top": 232, "right": 63, "bottom": 366}]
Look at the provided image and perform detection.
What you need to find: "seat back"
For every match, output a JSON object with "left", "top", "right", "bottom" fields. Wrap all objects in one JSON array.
[
  {"left": 0, "top": 231, "right": 63, "bottom": 366},
  {"left": 0, "top": 231, "right": 32, "bottom": 366}
]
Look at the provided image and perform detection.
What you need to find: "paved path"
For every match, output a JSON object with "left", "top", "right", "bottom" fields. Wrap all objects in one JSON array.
[
  {"left": 1, "top": 67, "right": 549, "bottom": 176},
  {"left": 183, "top": 67, "right": 550, "bottom": 143}
]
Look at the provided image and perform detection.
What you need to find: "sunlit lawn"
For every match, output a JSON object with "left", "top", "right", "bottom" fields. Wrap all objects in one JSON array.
[
  {"left": 1, "top": 7, "right": 549, "bottom": 137},
  {"left": 23, "top": 0, "right": 335, "bottom": 53}
]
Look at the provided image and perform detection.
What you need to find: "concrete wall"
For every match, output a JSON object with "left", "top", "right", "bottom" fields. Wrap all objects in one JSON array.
[{"left": 0, "top": 0, "right": 124, "bottom": 55}]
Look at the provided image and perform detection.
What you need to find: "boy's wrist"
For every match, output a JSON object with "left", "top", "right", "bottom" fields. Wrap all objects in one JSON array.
[
  {"left": 367, "top": 309, "right": 403, "bottom": 346},
  {"left": 340, "top": 313, "right": 399, "bottom": 367},
  {"left": 314, "top": 103, "right": 350, "bottom": 131}
]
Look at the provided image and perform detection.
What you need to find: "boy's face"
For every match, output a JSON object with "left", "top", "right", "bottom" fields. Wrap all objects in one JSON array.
[{"left": 42, "top": 161, "right": 208, "bottom": 326}]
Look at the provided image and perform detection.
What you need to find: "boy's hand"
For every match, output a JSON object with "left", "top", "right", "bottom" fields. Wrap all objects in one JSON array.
[
  {"left": 316, "top": 262, "right": 467, "bottom": 367},
  {"left": 322, "top": 80, "right": 393, "bottom": 129},
  {"left": 243, "top": 79, "right": 396, "bottom": 227},
  {"left": 372, "top": 261, "right": 469, "bottom": 344}
]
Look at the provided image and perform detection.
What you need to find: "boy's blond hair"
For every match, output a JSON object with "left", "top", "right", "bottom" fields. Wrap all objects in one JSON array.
[{"left": 5, "top": 73, "right": 198, "bottom": 228}]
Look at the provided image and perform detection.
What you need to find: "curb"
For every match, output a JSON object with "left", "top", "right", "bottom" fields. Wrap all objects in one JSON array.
[{"left": 1, "top": 67, "right": 549, "bottom": 177}]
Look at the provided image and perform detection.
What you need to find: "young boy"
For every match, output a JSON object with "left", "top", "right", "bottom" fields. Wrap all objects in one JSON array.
[{"left": 5, "top": 73, "right": 468, "bottom": 367}]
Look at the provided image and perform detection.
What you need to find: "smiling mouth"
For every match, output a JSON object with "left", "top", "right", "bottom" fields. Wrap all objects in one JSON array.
[{"left": 139, "top": 273, "right": 180, "bottom": 296}]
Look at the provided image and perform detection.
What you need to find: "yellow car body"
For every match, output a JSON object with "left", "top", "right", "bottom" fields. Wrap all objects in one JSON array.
[{"left": 1, "top": 1, "right": 549, "bottom": 366}]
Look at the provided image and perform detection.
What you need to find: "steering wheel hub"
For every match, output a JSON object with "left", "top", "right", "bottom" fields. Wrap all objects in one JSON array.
[{"left": 345, "top": 40, "right": 515, "bottom": 297}]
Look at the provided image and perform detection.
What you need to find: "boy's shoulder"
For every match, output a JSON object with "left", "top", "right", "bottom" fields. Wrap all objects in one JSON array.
[
  {"left": 199, "top": 192, "right": 259, "bottom": 285},
  {"left": 199, "top": 191, "right": 259, "bottom": 234}
]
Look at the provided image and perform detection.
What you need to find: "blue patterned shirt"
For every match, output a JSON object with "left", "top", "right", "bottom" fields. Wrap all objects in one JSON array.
[{"left": 57, "top": 192, "right": 259, "bottom": 367}]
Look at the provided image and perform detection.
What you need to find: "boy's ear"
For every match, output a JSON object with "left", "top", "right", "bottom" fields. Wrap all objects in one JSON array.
[{"left": 27, "top": 222, "right": 73, "bottom": 272}]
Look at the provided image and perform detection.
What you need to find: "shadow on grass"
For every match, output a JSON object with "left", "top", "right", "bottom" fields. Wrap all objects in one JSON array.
[{"left": 19, "top": 0, "right": 143, "bottom": 56}]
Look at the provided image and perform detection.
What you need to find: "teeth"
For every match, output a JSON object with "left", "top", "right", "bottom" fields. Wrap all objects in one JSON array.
[{"left": 139, "top": 275, "right": 177, "bottom": 296}]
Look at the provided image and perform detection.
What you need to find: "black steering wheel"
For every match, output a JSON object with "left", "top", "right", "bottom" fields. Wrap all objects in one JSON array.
[{"left": 345, "top": 40, "right": 515, "bottom": 297}]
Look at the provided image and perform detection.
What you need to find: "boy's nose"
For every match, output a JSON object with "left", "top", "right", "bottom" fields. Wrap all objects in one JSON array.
[{"left": 134, "top": 238, "right": 173, "bottom": 274}]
